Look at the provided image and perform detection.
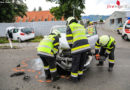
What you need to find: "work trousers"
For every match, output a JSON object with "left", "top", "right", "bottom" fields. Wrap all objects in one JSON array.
[
  {"left": 71, "top": 52, "right": 87, "bottom": 78},
  {"left": 38, "top": 54, "right": 57, "bottom": 79},
  {"left": 99, "top": 47, "right": 115, "bottom": 68}
]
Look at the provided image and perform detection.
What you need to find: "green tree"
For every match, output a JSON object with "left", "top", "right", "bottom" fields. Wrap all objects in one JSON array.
[
  {"left": 33, "top": 8, "right": 36, "bottom": 11},
  {"left": 100, "top": 19, "right": 103, "bottom": 23},
  {"left": 38, "top": 6, "right": 42, "bottom": 11},
  {"left": 0, "top": 0, "right": 27, "bottom": 22},
  {"left": 46, "top": 0, "right": 85, "bottom": 20}
]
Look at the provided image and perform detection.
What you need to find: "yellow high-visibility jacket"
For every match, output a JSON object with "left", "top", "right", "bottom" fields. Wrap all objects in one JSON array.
[
  {"left": 66, "top": 22, "right": 90, "bottom": 54},
  {"left": 95, "top": 36, "right": 116, "bottom": 54},
  {"left": 37, "top": 35, "right": 59, "bottom": 57}
]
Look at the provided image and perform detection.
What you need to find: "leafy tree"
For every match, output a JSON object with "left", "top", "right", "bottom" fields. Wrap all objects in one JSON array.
[
  {"left": 46, "top": 0, "right": 85, "bottom": 20},
  {"left": 33, "top": 8, "right": 36, "bottom": 11},
  {"left": 100, "top": 19, "right": 103, "bottom": 23},
  {"left": 0, "top": 0, "right": 27, "bottom": 22},
  {"left": 38, "top": 6, "right": 42, "bottom": 11}
]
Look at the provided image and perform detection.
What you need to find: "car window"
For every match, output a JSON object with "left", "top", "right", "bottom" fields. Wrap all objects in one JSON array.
[
  {"left": 53, "top": 27, "right": 66, "bottom": 33},
  {"left": 120, "top": 24, "right": 123, "bottom": 27},
  {"left": 125, "top": 24, "right": 130, "bottom": 29},
  {"left": 86, "top": 26, "right": 97, "bottom": 36},
  {"left": 21, "top": 28, "right": 33, "bottom": 34},
  {"left": 13, "top": 29, "right": 18, "bottom": 33}
]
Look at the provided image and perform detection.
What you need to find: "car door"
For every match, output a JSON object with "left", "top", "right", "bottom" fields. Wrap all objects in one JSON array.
[
  {"left": 12, "top": 28, "right": 19, "bottom": 40},
  {"left": 86, "top": 25, "right": 98, "bottom": 49}
]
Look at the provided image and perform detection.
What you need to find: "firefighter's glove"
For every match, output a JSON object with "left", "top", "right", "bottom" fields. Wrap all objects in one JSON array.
[
  {"left": 54, "top": 54, "right": 57, "bottom": 58},
  {"left": 95, "top": 54, "right": 100, "bottom": 60}
]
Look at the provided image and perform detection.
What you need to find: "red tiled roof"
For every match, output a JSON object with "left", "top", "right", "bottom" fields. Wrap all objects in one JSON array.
[{"left": 16, "top": 10, "right": 64, "bottom": 22}]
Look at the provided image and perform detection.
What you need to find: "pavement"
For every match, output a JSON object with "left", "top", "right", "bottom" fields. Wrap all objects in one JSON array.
[{"left": 0, "top": 26, "right": 130, "bottom": 90}]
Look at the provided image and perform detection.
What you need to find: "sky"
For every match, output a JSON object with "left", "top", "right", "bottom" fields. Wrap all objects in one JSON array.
[{"left": 25, "top": 0, "right": 130, "bottom": 16}]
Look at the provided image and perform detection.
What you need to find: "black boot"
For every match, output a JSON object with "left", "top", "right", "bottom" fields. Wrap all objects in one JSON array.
[
  {"left": 51, "top": 72, "right": 60, "bottom": 82},
  {"left": 96, "top": 61, "right": 104, "bottom": 66},
  {"left": 108, "top": 63, "right": 114, "bottom": 72},
  {"left": 78, "top": 75, "right": 83, "bottom": 81},
  {"left": 44, "top": 70, "right": 51, "bottom": 80},
  {"left": 69, "top": 77, "right": 79, "bottom": 83}
]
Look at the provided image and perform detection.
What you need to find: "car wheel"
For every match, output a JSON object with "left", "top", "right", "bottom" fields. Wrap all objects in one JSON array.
[
  {"left": 123, "top": 35, "right": 128, "bottom": 41},
  {"left": 17, "top": 37, "right": 22, "bottom": 43}
]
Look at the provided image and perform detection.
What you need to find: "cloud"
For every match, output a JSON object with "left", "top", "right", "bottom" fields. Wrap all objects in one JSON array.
[{"left": 25, "top": 0, "right": 58, "bottom": 11}]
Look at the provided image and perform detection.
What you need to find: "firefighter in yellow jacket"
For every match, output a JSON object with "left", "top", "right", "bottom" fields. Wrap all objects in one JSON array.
[
  {"left": 66, "top": 17, "right": 91, "bottom": 82},
  {"left": 37, "top": 30, "right": 60, "bottom": 82},
  {"left": 95, "top": 35, "right": 116, "bottom": 72}
]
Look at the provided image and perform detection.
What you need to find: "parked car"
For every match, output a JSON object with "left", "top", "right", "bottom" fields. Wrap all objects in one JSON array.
[
  {"left": 6, "top": 27, "right": 35, "bottom": 42},
  {"left": 122, "top": 19, "right": 130, "bottom": 41},
  {"left": 50, "top": 25, "right": 98, "bottom": 73},
  {"left": 117, "top": 24, "right": 123, "bottom": 34}
]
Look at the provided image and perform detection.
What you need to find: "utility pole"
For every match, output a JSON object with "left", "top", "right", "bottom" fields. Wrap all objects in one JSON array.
[{"left": 73, "top": 5, "right": 75, "bottom": 17}]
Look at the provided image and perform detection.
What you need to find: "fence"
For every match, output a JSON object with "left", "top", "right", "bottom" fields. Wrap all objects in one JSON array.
[{"left": 0, "top": 21, "right": 66, "bottom": 37}]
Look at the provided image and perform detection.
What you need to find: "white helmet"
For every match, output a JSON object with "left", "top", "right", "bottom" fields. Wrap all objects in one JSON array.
[
  {"left": 66, "top": 17, "right": 75, "bottom": 25},
  {"left": 52, "top": 29, "right": 61, "bottom": 37},
  {"left": 99, "top": 35, "right": 110, "bottom": 46}
]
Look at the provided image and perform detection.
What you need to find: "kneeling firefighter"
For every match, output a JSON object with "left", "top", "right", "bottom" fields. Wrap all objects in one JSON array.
[
  {"left": 66, "top": 17, "right": 91, "bottom": 82},
  {"left": 95, "top": 35, "right": 116, "bottom": 71},
  {"left": 37, "top": 30, "right": 61, "bottom": 82}
]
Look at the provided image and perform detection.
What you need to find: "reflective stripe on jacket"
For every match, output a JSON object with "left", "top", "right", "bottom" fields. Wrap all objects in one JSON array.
[{"left": 66, "top": 22, "right": 90, "bottom": 54}]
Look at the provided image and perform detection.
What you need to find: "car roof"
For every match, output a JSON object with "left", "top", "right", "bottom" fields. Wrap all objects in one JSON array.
[
  {"left": 52, "top": 25, "right": 66, "bottom": 28},
  {"left": 6, "top": 26, "right": 16, "bottom": 30},
  {"left": 17, "top": 27, "right": 25, "bottom": 29}
]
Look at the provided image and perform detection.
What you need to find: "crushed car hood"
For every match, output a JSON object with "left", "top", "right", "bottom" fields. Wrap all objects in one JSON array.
[{"left": 59, "top": 33, "right": 98, "bottom": 49}]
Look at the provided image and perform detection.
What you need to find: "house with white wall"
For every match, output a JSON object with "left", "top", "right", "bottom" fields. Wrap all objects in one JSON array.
[{"left": 104, "top": 11, "right": 130, "bottom": 31}]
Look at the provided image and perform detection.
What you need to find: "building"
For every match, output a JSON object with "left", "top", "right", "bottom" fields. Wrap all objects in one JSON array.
[
  {"left": 15, "top": 11, "right": 64, "bottom": 22},
  {"left": 104, "top": 11, "right": 130, "bottom": 31}
]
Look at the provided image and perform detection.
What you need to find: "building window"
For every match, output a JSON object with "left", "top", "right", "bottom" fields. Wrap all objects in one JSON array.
[
  {"left": 26, "top": 19, "right": 28, "bottom": 22},
  {"left": 44, "top": 19, "right": 48, "bottom": 21},
  {"left": 38, "top": 19, "right": 41, "bottom": 21},
  {"left": 20, "top": 19, "right": 22, "bottom": 22},
  {"left": 117, "top": 18, "right": 122, "bottom": 24},
  {"left": 51, "top": 18, "right": 54, "bottom": 21},
  {"left": 31, "top": 19, "right": 34, "bottom": 22},
  {"left": 110, "top": 19, "right": 114, "bottom": 24}
]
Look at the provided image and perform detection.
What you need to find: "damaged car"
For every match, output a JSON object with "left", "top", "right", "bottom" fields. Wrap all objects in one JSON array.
[{"left": 50, "top": 25, "right": 98, "bottom": 73}]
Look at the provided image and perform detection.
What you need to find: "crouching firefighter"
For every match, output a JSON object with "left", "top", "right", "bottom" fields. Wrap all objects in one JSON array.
[
  {"left": 37, "top": 30, "right": 61, "bottom": 82},
  {"left": 95, "top": 35, "right": 116, "bottom": 72},
  {"left": 66, "top": 17, "right": 91, "bottom": 82}
]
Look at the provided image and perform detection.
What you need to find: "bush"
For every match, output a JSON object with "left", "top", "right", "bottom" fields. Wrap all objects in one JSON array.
[{"left": 0, "top": 37, "right": 9, "bottom": 44}]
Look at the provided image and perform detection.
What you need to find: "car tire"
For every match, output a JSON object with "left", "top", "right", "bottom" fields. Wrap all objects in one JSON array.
[
  {"left": 123, "top": 35, "right": 128, "bottom": 41},
  {"left": 17, "top": 37, "right": 22, "bottom": 43}
]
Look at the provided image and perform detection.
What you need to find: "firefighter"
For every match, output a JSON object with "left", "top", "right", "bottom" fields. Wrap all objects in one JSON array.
[
  {"left": 66, "top": 17, "right": 91, "bottom": 82},
  {"left": 37, "top": 30, "right": 61, "bottom": 82},
  {"left": 87, "top": 22, "right": 96, "bottom": 36},
  {"left": 95, "top": 35, "right": 116, "bottom": 72}
]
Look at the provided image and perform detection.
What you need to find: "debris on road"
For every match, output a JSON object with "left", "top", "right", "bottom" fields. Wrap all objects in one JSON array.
[
  {"left": 23, "top": 75, "right": 31, "bottom": 82},
  {"left": 10, "top": 72, "right": 25, "bottom": 77},
  {"left": 15, "top": 87, "right": 20, "bottom": 90},
  {"left": 16, "top": 64, "right": 21, "bottom": 68},
  {"left": 57, "top": 86, "right": 60, "bottom": 89}
]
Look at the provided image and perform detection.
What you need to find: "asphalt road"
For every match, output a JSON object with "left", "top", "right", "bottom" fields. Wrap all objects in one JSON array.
[{"left": 0, "top": 26, "right": 130, "bottom": 90}]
